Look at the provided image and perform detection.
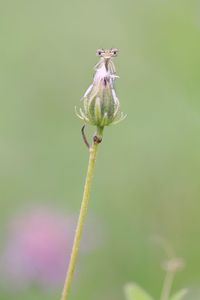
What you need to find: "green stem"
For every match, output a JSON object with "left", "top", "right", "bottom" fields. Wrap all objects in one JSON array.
[
  {"left": 160, "top": 271, "right": 175, "bottom": 300},
  {"left": 60, "top": 128, "right": 102, "bottom": 300}
]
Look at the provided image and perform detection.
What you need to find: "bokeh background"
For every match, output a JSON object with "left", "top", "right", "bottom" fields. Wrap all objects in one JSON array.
[{"left": 1, "top": 0, "right": 200, "bottom": 299}]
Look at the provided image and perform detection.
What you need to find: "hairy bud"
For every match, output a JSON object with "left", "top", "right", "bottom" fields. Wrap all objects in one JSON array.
[{"left": 76, "top": 49, "right": 126, "bottom": 128}]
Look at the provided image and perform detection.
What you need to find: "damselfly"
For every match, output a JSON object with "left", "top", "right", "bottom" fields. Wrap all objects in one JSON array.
[
  {"left": 83, "top": 48, "right": 119, "bottom": 99},
  {"left": 95, "top": 48, "right": 118, "bottom": 74}
]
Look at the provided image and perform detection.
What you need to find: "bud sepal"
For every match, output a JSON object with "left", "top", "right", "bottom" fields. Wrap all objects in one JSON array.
[{"left": 76, "top": 75, "right": 126, "bottom": 127}]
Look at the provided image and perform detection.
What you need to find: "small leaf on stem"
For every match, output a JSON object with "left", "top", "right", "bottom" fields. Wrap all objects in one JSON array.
[{"left": 124, "top": 283, "right": 154, "bottom": 300}]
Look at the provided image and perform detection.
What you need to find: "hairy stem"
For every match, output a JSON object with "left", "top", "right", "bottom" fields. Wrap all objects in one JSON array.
[{"left": 60, "top": 129, "right": 102, "bottom": 300}]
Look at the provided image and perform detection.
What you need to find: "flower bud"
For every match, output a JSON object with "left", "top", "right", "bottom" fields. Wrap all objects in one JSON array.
[
  {"left": 76, "top": 59, "right": 126, "bottom": 128},
  {"left": 161, "top": 258, "right": 185, "bottom": 273}
]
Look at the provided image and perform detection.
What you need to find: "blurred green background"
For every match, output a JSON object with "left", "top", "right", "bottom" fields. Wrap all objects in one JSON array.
[{"left": 1, "top": 0, "right": 200, "bottom": 299}]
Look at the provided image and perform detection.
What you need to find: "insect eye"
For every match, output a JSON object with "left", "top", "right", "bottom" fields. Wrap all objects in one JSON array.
[
  {"left": 96, "top": 49, "right": 104, "bottom": 56},
  {"left": 111, "top": 48, "right": 118, "bottom": 56}
]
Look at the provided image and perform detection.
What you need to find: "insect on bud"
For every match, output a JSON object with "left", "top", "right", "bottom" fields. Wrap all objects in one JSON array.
[{"left": 76, "top": 48, "right": 126, "bottom": 128}]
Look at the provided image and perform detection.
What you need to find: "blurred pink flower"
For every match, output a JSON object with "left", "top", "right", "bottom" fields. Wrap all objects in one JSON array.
[{"left": 1, "top": 206, "right": 103, "bottom": 291}]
